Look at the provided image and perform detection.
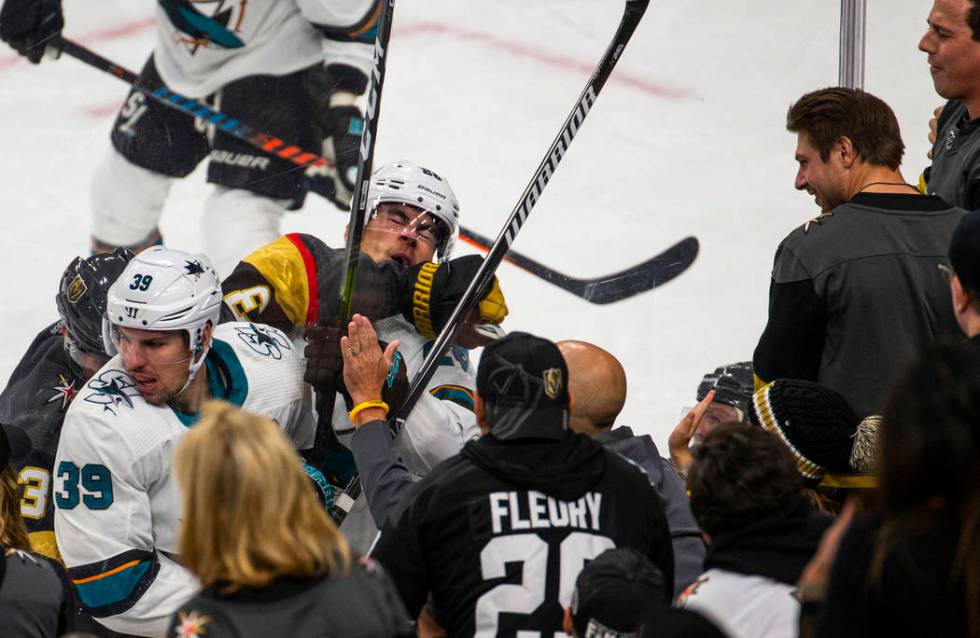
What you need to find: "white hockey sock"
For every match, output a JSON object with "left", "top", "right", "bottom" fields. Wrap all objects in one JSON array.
[
  {"left": 201, "top": 187, "right": 288, "bottom": 278},
  {"left": 90, "top": 148, "right": 172, "bottom": 248}
]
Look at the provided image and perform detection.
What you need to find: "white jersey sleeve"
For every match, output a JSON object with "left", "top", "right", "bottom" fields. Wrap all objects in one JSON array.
[
  {"left": 152, "top": 0, "right": 378, "bottom": 97},
  {"left": 54, "top": 322, "right": 314, "bottom": 637}
]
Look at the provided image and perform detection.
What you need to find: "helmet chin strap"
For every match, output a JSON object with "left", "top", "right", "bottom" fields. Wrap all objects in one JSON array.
[{"left": 172, "top": 337, "right": 211, "bottom": 402}]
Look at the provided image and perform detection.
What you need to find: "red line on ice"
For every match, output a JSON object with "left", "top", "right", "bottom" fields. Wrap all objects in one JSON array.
[{"left": 395, "top": 21, "right": 694, "bottom": 100}]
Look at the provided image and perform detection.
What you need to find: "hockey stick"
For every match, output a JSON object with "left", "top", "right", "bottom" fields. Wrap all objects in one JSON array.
[
  {"left": 389, "top": 0, "right": 651, "bottom": 433},
  {"left": 54, "top": 37, "right": 340, "bottom": 174},
  {"left": 339, "top": 0, "right": 395, "bottom": 320},
  {"left": 459, "top": 227, "right": 699, "bottom": 304},
  {"left": 325, "top": 0, "right": 652, "bottom": 526}
]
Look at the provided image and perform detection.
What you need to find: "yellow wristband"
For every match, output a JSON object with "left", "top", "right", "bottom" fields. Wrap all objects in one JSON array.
[{"left": 348, "top": 400, "right": 389, "bottom": 422}]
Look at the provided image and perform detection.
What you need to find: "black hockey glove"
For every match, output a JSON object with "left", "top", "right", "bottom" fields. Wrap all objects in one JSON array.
[
  {"left": 304, "top": 320, "right": 345, "bottom": 395},
  {"left": 304, "top": 321, "right": 409, "bottom": 415},
  {"left": 307, "top": 64, "right": 368, "bottom": 209},
  {"left": 398, "top": 256, "right": 509, "bottom": 339},
  {"left": 0, "top": 0, "right": 63, "bottom": 64}
]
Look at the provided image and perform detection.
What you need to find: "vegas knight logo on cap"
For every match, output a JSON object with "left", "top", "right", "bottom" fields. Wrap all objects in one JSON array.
[{"left": 476, "top": 332, "right": 570, "bottom": 441}]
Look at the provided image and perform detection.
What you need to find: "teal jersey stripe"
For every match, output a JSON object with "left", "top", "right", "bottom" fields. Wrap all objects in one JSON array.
[
  {"left": 75, "top": 559, "right": 153, "bottom": 610},
  {"left": 431, "top": 386, "right": 474, "bottom": 411}
]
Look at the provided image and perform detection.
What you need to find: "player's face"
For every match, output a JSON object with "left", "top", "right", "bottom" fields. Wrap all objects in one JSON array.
[
  {"left": 361, "top": 203, "right": 440, "bottom": 267},
  {"left": 919, "top": 0, "right": 980, "bottom": 104},
  {"left": 116, "top": 327, "right": 192, "bottom": 406},
  {"left": 794, "top": 133, "right": 848, "bottom": 212}
]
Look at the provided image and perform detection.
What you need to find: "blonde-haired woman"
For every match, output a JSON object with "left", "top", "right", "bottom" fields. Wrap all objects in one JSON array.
[{"left": 167, "top": 402, "right": 411, "bottom": 637}]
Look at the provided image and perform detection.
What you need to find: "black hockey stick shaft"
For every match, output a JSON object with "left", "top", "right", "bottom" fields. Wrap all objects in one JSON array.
[
  {"left": 391, "top": 0, "right": 651, "bottom": 430},
  {"left": 54, "top": 37, "right": 339, "bottom": 173},
  {"left": 460, "top": 227, "right": 699, "bottom": 304},
  {"left": 339, "top": 0, "right": 395, "bottom": 321}
]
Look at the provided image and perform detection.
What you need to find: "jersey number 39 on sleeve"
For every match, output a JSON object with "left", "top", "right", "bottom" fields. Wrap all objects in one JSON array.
[
  {"left": 54, "top": 462, "right": 114, "bottom": 510},
  {"left": 475, "top": 532, "right": 615, "bottom": 637}
]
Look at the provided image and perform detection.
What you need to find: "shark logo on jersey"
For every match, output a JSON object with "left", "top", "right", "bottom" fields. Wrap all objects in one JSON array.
[
  {"left": 84, "top": 370, "right": 141, "bottom": 415},
  {"left": 160, "top": 0, "right": 247, "bottom": 52},
  {"left": 184, "top": 259, "right": 205, "bottom": 278},
  {"left": 235, "top": 323, "right": 290, "bottom": 359},
  {"left": 47, "top": 374, "right": 78, "bottom": 410}
]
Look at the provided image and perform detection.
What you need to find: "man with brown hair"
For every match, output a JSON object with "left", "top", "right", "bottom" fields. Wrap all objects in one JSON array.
[{"left": 754, "top": 88, "right": 966, "bottom": 417}]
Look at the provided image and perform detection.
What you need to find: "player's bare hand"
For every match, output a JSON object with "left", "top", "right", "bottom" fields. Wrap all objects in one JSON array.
[
  {"left": 667, "top": 389, "right": 715, "bottom": 474},
  {"left": 927, "top": 104, "right": 943, "bottom": 159},
  {"left": 341, "top": 314, "right": 400, "bottom": 421}
]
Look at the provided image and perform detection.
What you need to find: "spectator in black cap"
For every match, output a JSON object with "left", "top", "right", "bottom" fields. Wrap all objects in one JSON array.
[
  {"left": 947, "top": 209, "right": 980, "bottom": 344},
  {"left": 678, "top": 421, "right": 832, "bottom": 638},
  {"left": 557, "top": 339, "right": 705, "bottom": 598},
  {"left": 354, "top": 320, "right": 673, "bottom": 637},
  {"left": 564, "top": 547, "right": 666, "bottom": 637},
  {"left": 0, "top": 422, "right": 74, "bottom": 636}
]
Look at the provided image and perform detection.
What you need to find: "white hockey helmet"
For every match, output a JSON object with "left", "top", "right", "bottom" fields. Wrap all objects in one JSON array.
[
  {"left": 367, "top": 160, "right": 461, "bottom": 260},
  {"left": 103, "top": 247, "right": 223, "bottom": 390}
]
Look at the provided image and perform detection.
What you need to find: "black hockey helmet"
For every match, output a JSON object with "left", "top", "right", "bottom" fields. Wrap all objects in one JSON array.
[{"left": 55, "top": 248, "right": 134, "bottom": 355}]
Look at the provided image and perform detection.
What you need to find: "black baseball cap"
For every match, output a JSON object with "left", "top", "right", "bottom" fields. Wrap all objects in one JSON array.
[
  {"left": 1, "top": 423, "right": 32, "bottom": 468},
  {"left": 950, "top": 210, "right": 980, "bottom": 294},
  {"left": 571, "top": 548, "right": 667, "bottom": 637},
  {"left": 476, "top": 332, "right": 569, "bottom": 441}
]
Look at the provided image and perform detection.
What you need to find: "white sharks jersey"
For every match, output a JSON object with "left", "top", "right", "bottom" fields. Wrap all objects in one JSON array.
[
  {"left": 53, "top": 322, "right": 314, "bottom": 637},
  {"left": 153, "top": 0, "right": 377, "bottom": 97}
]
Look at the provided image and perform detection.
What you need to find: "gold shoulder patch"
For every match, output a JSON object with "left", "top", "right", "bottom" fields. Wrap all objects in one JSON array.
[{"left": 802, "top": 211, "right": 834, "bottom": 234}]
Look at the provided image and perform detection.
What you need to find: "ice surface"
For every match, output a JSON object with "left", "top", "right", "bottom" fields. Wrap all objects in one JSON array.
[{"left": 0, "top": 1, "right": 940, "bottom": 448}]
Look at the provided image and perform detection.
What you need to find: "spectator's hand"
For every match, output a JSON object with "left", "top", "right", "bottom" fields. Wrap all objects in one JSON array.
[
  {"left": 0, "top": 0, "right": 63, "bottom": 63},
  {"left": 668, "top": 390, "right": 715, "bottom": 474},
  {"left": 341, "top": 314, "right": 400, "bottom": 424},
  {"left": 796, "top": 499, "right": 857, "bottom": 603},
  {"left": 928, "top": 104, "right": 943, "bottom": 159}
]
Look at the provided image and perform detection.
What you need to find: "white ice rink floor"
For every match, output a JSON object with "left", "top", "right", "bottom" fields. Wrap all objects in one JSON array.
[{"left": 0, "top": 0, "right": 941, "bottom": 446}]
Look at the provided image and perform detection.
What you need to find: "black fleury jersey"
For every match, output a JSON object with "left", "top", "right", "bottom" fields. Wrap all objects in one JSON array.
[
  {"left": 0, "top": 322, "right": 82, "bottom": 560},
  {"left": 372, "top": 435, "right": 674, "bottom": 637}
]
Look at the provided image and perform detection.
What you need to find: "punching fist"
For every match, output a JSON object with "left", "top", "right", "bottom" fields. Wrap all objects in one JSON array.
[
  {"left": 303, "top": 320, "right": 345, "bottom": 395},
  {"left": 399, "top": 256, "right": 508, "bottom": 344},
  {"left": 0, "top": 0, "right": 63, "bottom": 64}
]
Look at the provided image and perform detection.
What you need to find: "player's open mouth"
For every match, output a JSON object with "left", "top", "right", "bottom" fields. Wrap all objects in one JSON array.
[
  {"left": 390, "top": 253, "right": 411, "bottom": 268},
  {"left": 133, "top": 377, "right": 157, "bottom": 394}
]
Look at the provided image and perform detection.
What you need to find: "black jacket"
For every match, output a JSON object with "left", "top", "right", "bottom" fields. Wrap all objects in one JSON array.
[
  {"left": 372, "top": 432, "right": 674, "bottom": 637},
  {"left": 755, "top": 193, "right": 965, "bottom": 416},
  {"left": 167, "top": 563, "right": 412, "bottom": 638}
]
